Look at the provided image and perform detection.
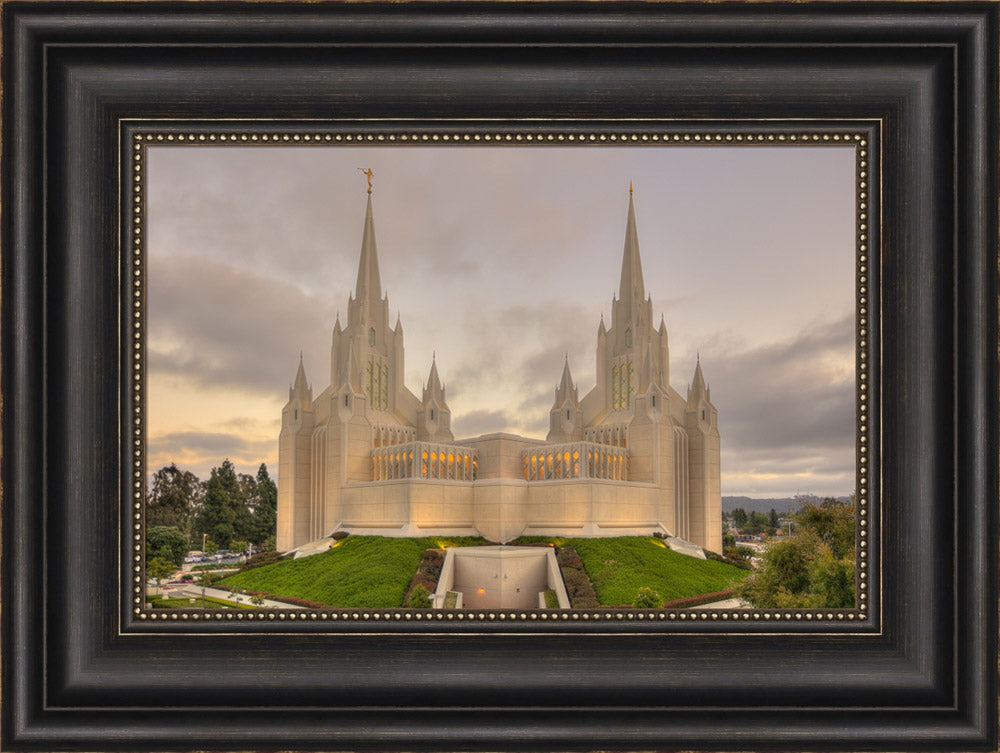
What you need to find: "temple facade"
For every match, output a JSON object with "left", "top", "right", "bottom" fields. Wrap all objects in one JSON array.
[{"left": 276, "top": 184, "right": 721, "bottom": 553}]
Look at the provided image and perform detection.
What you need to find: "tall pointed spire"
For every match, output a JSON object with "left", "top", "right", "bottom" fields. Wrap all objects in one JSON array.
[
  {"left": 354, "top": 193, "right": 383, "bottom": 304},
  {"left": 293, "top": 352, "right": 309, "bottom": 393},
  {"left": 425, "top": 354, "right": 444, "bottom": 402},
  {"left": 618, "top": 185, "right": 645, "bottom": 306},
  {"left": 688, "top": 354, "right": 708, "bottom": 405}
]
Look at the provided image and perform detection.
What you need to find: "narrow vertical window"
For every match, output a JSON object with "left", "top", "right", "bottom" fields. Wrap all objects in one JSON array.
[
  {"left": 368, "top": 327, "right": 375, "bottom": 347},
  {"left": 625, "top": 328, "right": 632, "bottom": 347}
]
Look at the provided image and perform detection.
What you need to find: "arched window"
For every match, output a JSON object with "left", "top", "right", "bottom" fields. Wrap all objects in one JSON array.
[
  {"left": 625, "top": 328, "right": 632, "bottom": 347},
  {"left": 430, "top": 408, "right": 435, "bottom": 421},
  {"left": 368, "top": 327, "right": 376, "bottom": 346}
]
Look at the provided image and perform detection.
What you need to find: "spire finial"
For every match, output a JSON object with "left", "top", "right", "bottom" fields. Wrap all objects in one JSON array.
[
  {"left": 359, "top": 167, "right": 374, "bottom": 194},
  {"left": 629, "top": 180, "right": 633, "bottom": 196}
]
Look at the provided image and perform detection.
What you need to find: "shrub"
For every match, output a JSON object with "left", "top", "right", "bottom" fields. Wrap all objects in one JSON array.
[
  {"left": 556, "top": 545, "right": 600, "bottom": 608},
  {"left": 238, "top": 549, "right": 287, "bottom": 572},
  {"left": 633, "top": 586, "right": 663, "bottom": 608},
  {"left": 443, "top": 591, "right": 458, "bottom": 609},
  {"left": 406, "top": 584, "right": 431, "bottom": 608},
  {"left": 707, "top": 546, "right": 753, "bottom": 570},
  {"left": 543, "top": 589, "right": 559, "bottom": 608},
  {"left": 332, "top": 531, "right": 350, "bottom": 540}
]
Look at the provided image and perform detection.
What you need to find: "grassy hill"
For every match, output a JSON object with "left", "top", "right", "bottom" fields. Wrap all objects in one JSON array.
[
  {"left": 217, "top": 534, "right": 749, "bottom": 609},
  {"left": 516, "top": 536, "right": 749, "bottom": 606},
  {"left": 216, "top": 535, "right": 485, "bottom": 608}
]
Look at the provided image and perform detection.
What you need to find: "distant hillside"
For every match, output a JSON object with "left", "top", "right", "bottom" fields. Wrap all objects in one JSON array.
[{"left": 722, "top": 494, "right": 851, "bottom": 516}]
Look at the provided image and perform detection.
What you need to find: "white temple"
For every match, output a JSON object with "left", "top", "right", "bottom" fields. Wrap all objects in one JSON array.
[{"left": 277, "top": 181, "right": 721, "bottom": 552}]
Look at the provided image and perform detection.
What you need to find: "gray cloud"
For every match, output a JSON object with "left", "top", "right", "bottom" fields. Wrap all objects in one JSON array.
[
  {"left": 696, "top": 313, "right": 856, "bottom": 495},
  {"left": 147, "top": 254, "right": 334, "bottom": 394}
]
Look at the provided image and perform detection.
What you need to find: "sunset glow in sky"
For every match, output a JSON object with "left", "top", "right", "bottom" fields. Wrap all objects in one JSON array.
[{"left": 146, "top": 143, "right": 857, "bottom": 498}]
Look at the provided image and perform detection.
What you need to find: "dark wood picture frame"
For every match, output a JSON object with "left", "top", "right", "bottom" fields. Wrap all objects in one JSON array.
[{"left": 3, "top": 2, "right": 997, "bottom": 751}]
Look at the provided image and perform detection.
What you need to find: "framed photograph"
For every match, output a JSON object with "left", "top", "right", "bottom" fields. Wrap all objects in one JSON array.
[{"left": 3, "top": 3, "right": 996, "bottom": 751}]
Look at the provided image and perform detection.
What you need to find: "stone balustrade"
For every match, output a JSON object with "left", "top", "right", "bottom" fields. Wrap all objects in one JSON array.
[
  {"left": 371, "top": 441, "right": 479, "bottom": 481},
  {"left": 521, "top": 441, "right": 630, "bottom": 481}
]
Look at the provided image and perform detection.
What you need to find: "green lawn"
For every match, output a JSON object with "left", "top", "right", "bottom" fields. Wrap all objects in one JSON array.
[
  {"left": 216, "top": 535, "right": 486, "bottom": 608},
  {"left": 147, "top": 595, "right": 255, "bottom": 609},
  {"left": 515, "top": 536, "right": 749, "bottom": 606}
]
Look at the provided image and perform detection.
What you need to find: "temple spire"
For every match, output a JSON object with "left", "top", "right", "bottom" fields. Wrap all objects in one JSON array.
[
  {"left": 425, "top": 354, "right": 444, "bottom": 402},
  {"left": 354, "top": 192, "right": 383, "bottom": 304},
  {"left": 618, "top": 186, "right": 645, "bottom": 307},
  {"left": 290, "top": 353, "right": 311, "bottom": 400},
  {"left": 554, "top": 355, "right": 578, "bottom": 406}
]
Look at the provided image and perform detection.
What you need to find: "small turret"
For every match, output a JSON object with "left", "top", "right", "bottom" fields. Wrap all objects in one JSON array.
[
  {"left": 282, "top": 354, "right": 314, "bottom": 431},
  {"left": 417, "top": 355, "right": 454, "bottom": 442},
  {"left": 547, "top": 356, "right": 584, "bottom": 442}
]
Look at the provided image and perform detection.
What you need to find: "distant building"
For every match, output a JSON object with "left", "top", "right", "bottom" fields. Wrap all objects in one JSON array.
[{"left": 277, "top": 182, "right": 721, "bottom": 552}]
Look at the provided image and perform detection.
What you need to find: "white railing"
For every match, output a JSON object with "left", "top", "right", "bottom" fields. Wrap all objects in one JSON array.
[
  {"left": 371, "top": 441, "right": 479, "bottom": 481},
  {"left": 521, "top": 441, "right": 630, "bottom": 481}
]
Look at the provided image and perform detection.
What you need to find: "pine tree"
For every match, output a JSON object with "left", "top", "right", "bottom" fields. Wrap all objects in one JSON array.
[
  {"left": 248, "top": 463, "right": 278, "bottom": 547},
  {"left": 196, "top": 459, "right": 244, "bottom": 550}
]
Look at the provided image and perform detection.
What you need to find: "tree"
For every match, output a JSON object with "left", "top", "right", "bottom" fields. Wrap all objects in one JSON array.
[
  {"left": 796, "top": 497, "right": 856, "bottom": 558},
  {"left": 147, "top": 556, "right": 176, "bottom": 596},
  {"left": 737, "top": 497, "right": 856, "bottom": 609},
  {"left": 230, "top": 539, "right": 249, "bottom": 559},
  {"left": 196, "top": 459, "right": 247, "bottom": 550},
  {"left": 768, "top": 508, "right": 780, "bottom": 530},
  {"left": 741, "top": 511, "right": 774, "bottom": 536},
  {"left": 145, "top": 525, "right": 189, "bottom": 568},
  {"left": 147, "top": 464, "right": 202, "bottom": 535},
  {"left": 731, "top": 508, "right": 748, "bottom": 529},
  {"left": 246, "top": 464, "right": 278, "bottom": 547}
]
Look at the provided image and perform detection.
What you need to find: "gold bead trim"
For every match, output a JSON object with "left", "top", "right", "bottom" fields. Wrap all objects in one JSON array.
[{"left": 129, "top": 127, "right": 872, "bottom": 628}]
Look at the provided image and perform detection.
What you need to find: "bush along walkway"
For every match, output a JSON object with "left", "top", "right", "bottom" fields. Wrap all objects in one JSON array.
[
  {"left": 556, "top": 545, "right": 600, "bottom": 608},
  {"left": 402, "top": 549, "right": 445, "bottom": 608}
]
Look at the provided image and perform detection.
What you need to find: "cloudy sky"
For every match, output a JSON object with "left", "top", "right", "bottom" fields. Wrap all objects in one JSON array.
[{"left": 146, "top": 142, "right": 856, "bottom": 498}]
